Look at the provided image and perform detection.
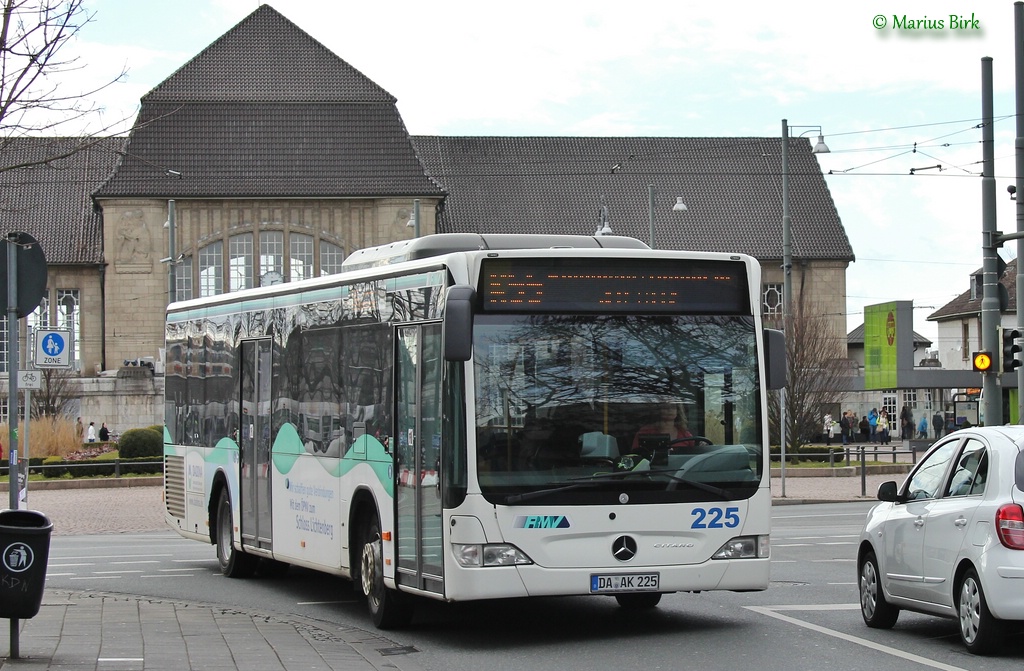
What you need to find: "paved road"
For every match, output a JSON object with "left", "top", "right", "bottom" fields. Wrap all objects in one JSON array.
[{"left": 12, "top": 470, "right": 908, "bottom": 536}]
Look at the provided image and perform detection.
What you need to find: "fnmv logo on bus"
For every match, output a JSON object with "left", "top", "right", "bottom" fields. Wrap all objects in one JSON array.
[{"left": 514, "top": 515, "right": 571, "bottom": 529}]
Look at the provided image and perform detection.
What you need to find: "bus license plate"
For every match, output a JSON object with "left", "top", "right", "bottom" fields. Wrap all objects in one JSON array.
[{"left": 590, "top": 573, "right": 660, "bottom": 593}]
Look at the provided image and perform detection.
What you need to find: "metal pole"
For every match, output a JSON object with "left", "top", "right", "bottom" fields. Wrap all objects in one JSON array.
[
  {"left": 981, "top": 57, "right": 1001, "bottom": 425},
  {"left": 168, "top": 199, "right": 176, "bottom": 304},
  {"left": 779, "top": 119, "right": 791, "bottom": 496},
  {"left": 648, "top": 184, "right": 655, "bottom": 249},
  {"left": 413, "top": 199, "right": 421, "bottom": 238},
  {"left": 1015, "top": 2, "right": 1024, "bottom": 423},
  {"left": 7, "top": 234, "right": 19, "bottom": 511},
  {"left": 6, "top": 233, "right": 19, "bottom": 659}
]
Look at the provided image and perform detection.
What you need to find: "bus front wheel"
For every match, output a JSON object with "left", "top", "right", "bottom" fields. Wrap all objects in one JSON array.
[
  {"left": 216, "top": 488, "right": 257, "bottom": 578},
  {"left": 359, "top": 517, "right": 414, "bottom": 629}
]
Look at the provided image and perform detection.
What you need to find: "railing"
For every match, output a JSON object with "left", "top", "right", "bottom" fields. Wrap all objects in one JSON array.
[{"left": 829, "top": 446, "right": 919, "bottom": 497}]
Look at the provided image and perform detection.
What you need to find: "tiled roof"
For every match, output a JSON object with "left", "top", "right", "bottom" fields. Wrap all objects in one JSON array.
[
  {"left": 95, "top": 4, "right": 441, "bottom": 199},
  {"left": 928, "top": 257, "right": 1017, "bottom": 321},
  {"left": 411, "top": 135, "right": 853, "bottom": 261},
  {"left": 846, "top": 323, "right": 932, "bottom": 347},
  {"left": 143, "top": 5, "right": 394, "bottom": 104},
  {"left": 0, "top": 137, "right": 126, "bottom": 265},
  {"left": 94, "top": 103, "right": 443, "bottom": 198}
]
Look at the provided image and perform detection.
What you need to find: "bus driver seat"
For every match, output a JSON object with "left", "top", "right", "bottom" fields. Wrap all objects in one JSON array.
[{"left": 579, "top": 432, "right": 619, "bottom": 460}]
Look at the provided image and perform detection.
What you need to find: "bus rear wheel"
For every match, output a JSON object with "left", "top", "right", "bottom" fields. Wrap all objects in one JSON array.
[
  {"left": 216, "top": 488, "right": 257, "bottom": 578},
  {"left": 359, "top": 517, "right": 414, "bottom": 629}
]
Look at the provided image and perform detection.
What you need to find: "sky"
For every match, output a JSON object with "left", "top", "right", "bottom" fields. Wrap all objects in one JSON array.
[{"left": 37, "top": 0, "right": 1024, "bottom": 349}]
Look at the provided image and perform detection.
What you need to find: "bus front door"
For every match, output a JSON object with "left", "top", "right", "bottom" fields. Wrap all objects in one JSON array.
[
  {"left": 240, "top": 338, "right": 273, "bottom": 552},
  {"left": 395, "top": 324, "right": 444, "bottom": 595}
]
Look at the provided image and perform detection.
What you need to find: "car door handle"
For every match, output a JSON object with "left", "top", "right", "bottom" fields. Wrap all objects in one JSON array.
[
  {"left": 954, "top": 517, "right": 968, "bottom": 528},
  {"left": 914, "top": 518, "right": 925, "bottom": 528}
]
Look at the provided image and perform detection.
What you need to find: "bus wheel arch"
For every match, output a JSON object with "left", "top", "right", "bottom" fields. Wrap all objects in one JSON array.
[
  {"left": 349, "top": 492, "right": 414, "bottom": 628},
  {"left": 212, "top": 479, "right": 257, "bottom": 578}
]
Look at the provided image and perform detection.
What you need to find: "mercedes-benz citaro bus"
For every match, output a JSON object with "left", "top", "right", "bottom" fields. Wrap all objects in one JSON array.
[{"left": 162, "top": 233, "right": 786, "bottom": 628}]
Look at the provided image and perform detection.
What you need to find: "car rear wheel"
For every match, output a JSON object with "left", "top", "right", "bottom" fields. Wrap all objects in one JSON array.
[
  {"left": 859, "top": 550, "right": 898, "bottom": 628},
  {"left": 958, "top": 568, "right": 1004, "bottom": 655}
]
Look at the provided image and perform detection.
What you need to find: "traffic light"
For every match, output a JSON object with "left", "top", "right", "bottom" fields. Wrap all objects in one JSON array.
[
  {"left": 972, "top": 351, "right": 994, "bottom": 372},
  {"left": 1001, "top": 326, "right": 1023, "bottom": 373}
]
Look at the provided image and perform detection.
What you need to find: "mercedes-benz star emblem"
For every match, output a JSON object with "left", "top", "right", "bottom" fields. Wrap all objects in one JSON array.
[{"left": 612, "top": 535, "right": 637, "bottom": 562}]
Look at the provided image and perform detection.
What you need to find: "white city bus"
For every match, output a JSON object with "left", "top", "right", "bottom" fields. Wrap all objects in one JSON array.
[{"left": 162, "top": 233, "right": 786, "bottom": 628}]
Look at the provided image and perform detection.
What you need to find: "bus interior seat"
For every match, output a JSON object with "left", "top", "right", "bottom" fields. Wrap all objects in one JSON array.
[{"left": 579, "top": 432, "right": 619, "bottom": 459}]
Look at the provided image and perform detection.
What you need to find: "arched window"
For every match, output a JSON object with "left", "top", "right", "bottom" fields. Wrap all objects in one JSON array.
[
  {"left": 321, "top": 240, "right": 344, "bottom": 276},
  {"left": 229, "top": 233, "right": 253, "bottom": 292},
  {"left": 291, "top": 233, "right": 314, "bottom": 281},
  {"left": 199, "top": 241, "right": 223, "bottom": 297}
]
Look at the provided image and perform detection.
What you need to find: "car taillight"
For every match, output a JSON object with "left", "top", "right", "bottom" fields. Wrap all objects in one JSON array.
[{"left": 996, "top": 504, "right": 1024, "bottom": 550}]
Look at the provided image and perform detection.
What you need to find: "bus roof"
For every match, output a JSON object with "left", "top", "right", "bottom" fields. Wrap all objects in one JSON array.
[{"left": 340, "top": 233, "right": 650, "bottom": 271}]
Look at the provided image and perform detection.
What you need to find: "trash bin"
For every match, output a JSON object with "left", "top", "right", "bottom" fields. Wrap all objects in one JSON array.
[{"left": 0, "top": 509, "right": 52, "bottom": 619}]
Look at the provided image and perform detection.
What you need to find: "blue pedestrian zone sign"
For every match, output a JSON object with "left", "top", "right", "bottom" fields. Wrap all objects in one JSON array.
[{"left": 34, "top": 329, "right": 72, "bottom": 368}]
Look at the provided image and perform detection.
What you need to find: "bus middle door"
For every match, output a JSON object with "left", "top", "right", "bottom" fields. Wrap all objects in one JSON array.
[
  {"left": 240, "top": 338, "right": 273, "bottom": 552},
  {"left": 395, "top": 324, "right": 444, "bottom": 595}
]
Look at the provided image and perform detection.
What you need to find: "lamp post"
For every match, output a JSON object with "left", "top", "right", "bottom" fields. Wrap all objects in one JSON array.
[
  {"left": 595, "top": 196, "right": 612, "bottom": 236},
  {"left": 647, "top": 186, "right": 687, "bottom": 249},
  {"left": 407, "top": 198, "right": 421, "bottom": 238},
  {"left": 779, "top": 119, "right": 829, "bottom": 495}
]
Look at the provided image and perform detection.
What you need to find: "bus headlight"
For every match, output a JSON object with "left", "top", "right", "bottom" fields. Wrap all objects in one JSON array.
[
  {"left": 453, "top": 543, "right": 533, "bottom": 567},
  {"left": 712, "top": 535, "right": 770, "bottom": 559}
]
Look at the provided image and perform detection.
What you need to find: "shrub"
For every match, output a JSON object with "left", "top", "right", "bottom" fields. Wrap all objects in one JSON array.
[
  {"left": 146, "top": 425, "right": 164, "bottom": 436},
  {"left": 118, "top": 428, "right": 163, "bottom": 459}
]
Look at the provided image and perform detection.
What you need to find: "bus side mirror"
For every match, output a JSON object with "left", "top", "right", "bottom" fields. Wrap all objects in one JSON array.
[
  {"left": 444, "top": 285, "right": 475, "bottom": 361},
  {"left": 763, "top": 328, "right": 786, "bottom": 390}
]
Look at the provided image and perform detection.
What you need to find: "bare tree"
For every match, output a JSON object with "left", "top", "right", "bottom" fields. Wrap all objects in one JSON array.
[
  {"left": 766, "top": 301, "right": 850, "bottom": 457},
  {"left": 0, "top": 0, "right": 128, "bottom": 169},
  {"left": 30, "top": 366, "right": 75, "bottom": 417}
]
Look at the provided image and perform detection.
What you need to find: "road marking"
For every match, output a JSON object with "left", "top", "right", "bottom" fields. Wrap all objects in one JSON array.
[
  {"left": 746, "top": 605, "right": 968, "bottom": 671},
  {"left": 95, "top": 570, "right": 143, "bottom": 574},
  {"left": 296, "top": 600, "right": 356, "bottom": 605}
]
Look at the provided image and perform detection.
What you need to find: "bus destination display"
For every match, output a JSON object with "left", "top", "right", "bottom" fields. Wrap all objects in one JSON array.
[{"left": 480, "top": 258, "right": 750, "bottom": 313}]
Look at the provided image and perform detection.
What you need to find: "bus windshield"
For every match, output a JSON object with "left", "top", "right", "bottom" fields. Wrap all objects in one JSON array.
[{"left": 473, "top": 313, "right": 763, "bottom": 504}]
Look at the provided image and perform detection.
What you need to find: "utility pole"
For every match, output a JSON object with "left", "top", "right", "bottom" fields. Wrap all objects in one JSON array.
[{"left": 980, "top": 57, "right": 1002, "bottom": 426}]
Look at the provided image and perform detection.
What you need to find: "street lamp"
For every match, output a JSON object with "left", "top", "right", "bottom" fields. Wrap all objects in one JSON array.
[
  {"left": 595, "top": 196, "right": 613, "bottom": 236},
  {"left": 781, "top": 119, "right": 830, "bottom": 316},
  {"left": 648, "top": 187, "right": 688, "bottom": 249},
  {"left": 406, "top": 199, "right": 421, "bottom": 237},
  {"left": 779, "top": 119, "right": 829, "bottom": 496}
]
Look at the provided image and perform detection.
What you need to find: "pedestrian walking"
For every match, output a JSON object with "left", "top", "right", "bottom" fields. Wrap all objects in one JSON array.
[
  {"left": 99, "top": 423, "right": 110, "bottom": 442},
  {"left": 823, "top": 412, "right": 835, "bottom": 446},
  {"left": 917, "top": 416, "right": 928, "bottom": 440},
  {"left": 877, "top": 410, "right": 891, "bottom": 445},
  {"left": 868, "top": 408, "right": 878, "bottom": 443},
  {"left": 87, "top": 421, "right": 97, "bottom": 443},
  {"left": 932, "top": 411, "right": 944, "bottom": 440}
]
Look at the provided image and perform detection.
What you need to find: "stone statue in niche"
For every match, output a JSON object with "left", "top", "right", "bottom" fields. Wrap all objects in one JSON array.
[{"left": 115, "top": 210, "right": 152, "bottom": 272}]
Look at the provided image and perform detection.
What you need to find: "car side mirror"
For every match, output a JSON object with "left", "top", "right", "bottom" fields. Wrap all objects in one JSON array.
[{"left": 877, "top": 480, "right": 899, "bottom": 502}]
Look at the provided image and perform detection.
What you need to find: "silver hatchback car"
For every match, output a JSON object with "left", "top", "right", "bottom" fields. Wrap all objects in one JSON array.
[{"left": 858, "top": 426, "right": 1024, "bottom": 655}]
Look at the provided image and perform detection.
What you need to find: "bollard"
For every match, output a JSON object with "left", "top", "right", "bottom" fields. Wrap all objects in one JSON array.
[
  {"left": 892, "top": 445, "right": 896, "bottom": 464},
  {"left": 860, "top": 445, "right": 866, "bottom": 497}
]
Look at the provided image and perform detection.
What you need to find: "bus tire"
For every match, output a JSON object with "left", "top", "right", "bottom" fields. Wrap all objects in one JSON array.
[
  {"left": 614, "top": 593, "right": 662, "bottom": 609},
  {"left": 216, "top": 488, "right": 257, "bottom": 578},
  {"left": 359, "top": 516, "right": 414, "bottom": 629}
]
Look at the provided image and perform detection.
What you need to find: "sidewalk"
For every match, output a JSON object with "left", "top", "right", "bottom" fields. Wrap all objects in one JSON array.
[{"left": 2, "top": 590, "right": 421, "bottom": 671}]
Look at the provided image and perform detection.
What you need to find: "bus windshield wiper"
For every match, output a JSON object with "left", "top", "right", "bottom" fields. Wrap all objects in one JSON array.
[
  {"left": 644, "top": 468, "right": 733, "bottom": 499},
  {"left": 503, "top": 469, "right": 731, "bottom": 503},
  {"left": 503, "top": 472, "right": 644, "bottom": 503}
]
